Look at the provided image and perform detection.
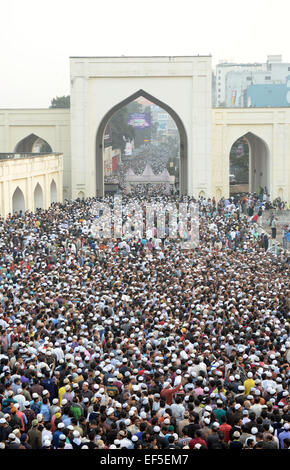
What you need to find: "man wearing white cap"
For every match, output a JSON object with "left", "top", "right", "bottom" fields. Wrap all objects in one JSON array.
[
  {"left": 278, "top": 423, "right": 290, "bottom": 449},
  {"left": 52, "top": 422, "right": 65, "bottom": 449},
  {"left": 0, "top": 418, "right": 11, "bottom": 443},
  {"left": 7, "top": 433, "right": 20, "bottom": 449}
]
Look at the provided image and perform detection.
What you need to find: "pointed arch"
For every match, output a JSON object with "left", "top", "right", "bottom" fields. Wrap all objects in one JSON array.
[
  {"left": 12, "top": 187, "right": 25, "bottom": 214},
  {"left": 14, "top": 134, "right": 52, "bottom": 153},
  {"left": 50, "top": 179, "right": 57, "bottom": 204},
  {"left": 278, "top": 188, "right": 284, "bottom": 200},
  {"left": 95, "top": 89, "right": 188, "bottom": 196},
  {"left": 34, "top": 182, "right": 44, "bottom": 210},
  {"left": 229, "top": 131, "right": 270, "bottom": 195},
  {"left": 216, "top": 188, "right": 222, "bottom": 200}
]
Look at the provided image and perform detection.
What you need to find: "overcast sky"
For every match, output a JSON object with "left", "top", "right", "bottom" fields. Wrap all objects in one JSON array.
[{"left": 1, "top": 0, "right": 289, "bottom": 107}]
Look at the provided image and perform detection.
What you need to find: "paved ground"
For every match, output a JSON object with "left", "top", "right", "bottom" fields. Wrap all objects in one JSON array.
[
  {"left": 261, "top": 210, "right": 290, "bottom": 245},
  {"left": 230, "top": 184, "right": 249, "bottom": 194},
  {"left": 261, "top": 222, "right": 283, "bottom": 243}
]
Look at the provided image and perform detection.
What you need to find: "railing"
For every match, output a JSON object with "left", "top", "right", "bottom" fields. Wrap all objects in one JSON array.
[
  {"left": 282, "top": 239, "right": 290, "bottom": 250},
  {"left": 0, "top": 153, "right": 62, "bottom": 160},
  {"left": 256, "top": 224, "right": 290, "bottom": 254}
]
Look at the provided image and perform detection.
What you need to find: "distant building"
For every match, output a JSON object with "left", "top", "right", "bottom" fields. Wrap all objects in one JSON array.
[
  {"left": 244, "top": 75, "right": 290, "bottom": 107},
  {"left": 150, "top": 104, "right": 178, "bottom": 140},
  {"left": 215, "top": 55, "right": 290, "bottom": 107}
]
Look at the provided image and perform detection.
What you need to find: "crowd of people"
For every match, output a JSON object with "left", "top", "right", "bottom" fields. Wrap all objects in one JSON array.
[
  {"left": 0, "top": 190, "right": 289, "bottom": 450},
  {"left": 105, "top": 140, "right": 179, "bottom": 191}
]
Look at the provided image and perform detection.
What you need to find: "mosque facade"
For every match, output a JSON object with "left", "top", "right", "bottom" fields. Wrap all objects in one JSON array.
[{"left": 0, "top": 56, "right": 290, "bottom": 215}]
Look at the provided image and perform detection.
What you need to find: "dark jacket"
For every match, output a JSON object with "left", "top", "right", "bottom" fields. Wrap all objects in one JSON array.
[
  {"left": 28, "top": 427, "right": 42, "bottom": 449},
  {"left": 0, "top": 424, "right": 12, "bottom": 442}
]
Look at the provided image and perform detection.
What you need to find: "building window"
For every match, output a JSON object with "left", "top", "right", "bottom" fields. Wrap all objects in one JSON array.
[
  {"left": 265, "top": 76, "right": 271, "bottom": 80},
  {"left": 247, "top": 77, "right": 252, "bottom": 80},
  {"left": 288, "top": 66, "right": 290, "bottom": 71}
]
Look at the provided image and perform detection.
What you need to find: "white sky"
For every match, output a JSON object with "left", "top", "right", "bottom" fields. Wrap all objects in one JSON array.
[{"left": 1, "top": 0, "right": 290, "bottom": 107}]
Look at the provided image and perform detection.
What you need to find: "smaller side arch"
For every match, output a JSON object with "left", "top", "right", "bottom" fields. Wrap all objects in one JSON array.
[
  {"left": 12, "top": 187, "right": 25, "bottom": 214},
  {"left": 50, "top": 179, "right": 57, "bottom": 204},
  {"left": 14, "top": 134, "right": 53, "bottom": 153},
  {"left": 215, "top": 188, "right": 222, "bottom": 199},
  {"left": 34, "top": 183, "right": 44, "bottom": 210},
  {"left": 278, "top": 188, "right": 284, "bottom": 200},
  {"left": 228, "top": 132, "right": 270, "bottom": 196}
]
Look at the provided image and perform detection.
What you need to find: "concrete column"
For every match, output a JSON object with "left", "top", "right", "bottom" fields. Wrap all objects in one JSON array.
[{"left": 3, "top": 169, "right": 10, "bottom": 217}]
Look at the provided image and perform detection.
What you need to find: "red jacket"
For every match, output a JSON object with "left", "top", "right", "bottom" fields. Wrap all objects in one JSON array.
[
  {"left": 160, "top": 383, "right": 182, "bottom": 405},
  {"left": 189, "top": 437, "right": 208, "bottom": 449},
  {"left": 219, "top": 423, "right": 232, "bottom": 443}
]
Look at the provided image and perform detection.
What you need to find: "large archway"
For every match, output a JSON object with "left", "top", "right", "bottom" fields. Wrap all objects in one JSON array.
[
  {"left": 229, "top": 132, "right": 270, "bottom": 195},
  {"left": 14, "top": 134, "right": 52, "bottom": 153},
  {"left": 12, "top": 187, "right": 25, "bottom": 214},
  {"left": 96, "top": 90, "right": 188, "bottom": 197},
  {"left": 70, "top": 56, "right": 212, "bottom": 200}
]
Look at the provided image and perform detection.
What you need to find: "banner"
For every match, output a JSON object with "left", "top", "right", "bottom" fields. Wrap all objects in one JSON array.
[
  {"left": 231, "top": 90, "right": 237, "bottom": 105},
  {"left": 112, "top": 155, "right": 119, "bottom": 171},
  {"left": 128, "top": 113, "right": 151, "bottom": 128},
  {"left": 124, "top": 141, "right": 133, "bottom": 156},
  {"left": 104, "top": 122, "right": 112, "bottom": 147}
]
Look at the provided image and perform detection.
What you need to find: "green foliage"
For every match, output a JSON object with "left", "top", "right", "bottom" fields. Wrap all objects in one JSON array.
[
  {"left": 230, "top": 138, "right": 249, "bottom": 182},
  {"left": 50, "top": 96, "right": 70, "bottom": 108},
  {"left": 108, "top": 100, "right": 156, "bottom": 151},
  {"left": 109, "top": 101, "right": 141, "bottom": 151}
]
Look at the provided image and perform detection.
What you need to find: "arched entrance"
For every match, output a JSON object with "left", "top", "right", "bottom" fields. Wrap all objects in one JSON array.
[
  {"left": 12, "top": 187, "right": 25, "bottom": 214},
  {"left": 96, "top": 90, "right": 188, "bottom": 197},
  {"left": 50, "top": 179, "right": 57, "bottom": 204},
  {"left": 229, "top": 132, "right": 270, "bottom": 195},
  {"left": 14, "top": 134, "right": 52, "bottom": 153},
  {"left": 34, "top": 183, "right": 44, "bottom": 210}
]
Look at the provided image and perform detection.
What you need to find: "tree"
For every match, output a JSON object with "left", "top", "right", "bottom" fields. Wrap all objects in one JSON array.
[
  {"left": 50, "top": 96, "right": 70, "bottom": 108},
  {"left": 109, "top": 100, "right": 142, "bottom": 151},
  {"left": 230, "top": 138, "right": 249, "bottom": 182}
]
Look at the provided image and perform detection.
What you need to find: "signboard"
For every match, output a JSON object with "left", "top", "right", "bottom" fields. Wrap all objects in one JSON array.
[
  {"left": 124, "top": 141, "right": 133, "bottom": 156},
  {"left": 231, "top": 90, "right": 237, "bottom": 105},
  {"left": 104, "top": 122, "right": 112, "bottom": 147},
  {"left": 112, "top": 155, "right": 119, "bottom": 172},
  {"left": 158, "top": 122, "right": 167, "bottom": 130},
  {"left": 128, "top": 113, "right": 151, "bottom": 128}
]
